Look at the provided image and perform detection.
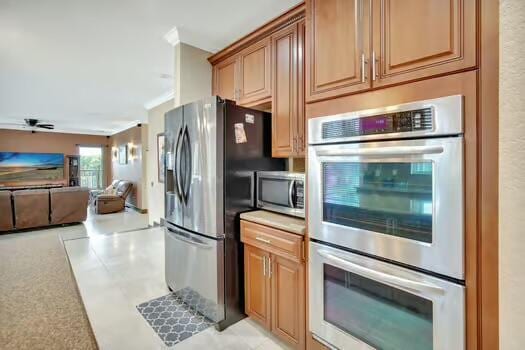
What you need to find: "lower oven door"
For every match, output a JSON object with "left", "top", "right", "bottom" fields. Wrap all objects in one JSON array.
[
  {"left": 308, "top": 136, "right": 464, "bottom": 280},
  {"left": 309, "top": 242, "right": 465, "bottom": 350},
  {"left": 165, "top": 223, "right": 225, "bottom": 323}
]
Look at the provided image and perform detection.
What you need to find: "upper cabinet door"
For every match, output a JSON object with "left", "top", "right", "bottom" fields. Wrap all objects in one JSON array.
[
  {"left": 296, "top": 19, "right": 306, "bottom": 156},
  {"left": 306, "top": 0, "right": 371, "bottom": 103},
  {"left": 213, "top": 56, "right": 238, "bottom": 101},
  {"left": 372, "top": 0, "right": 476, "bottom": 87},
  {"left": 271, "top": 23, "right": 298, "bottom": 158},
  {"left": 238, "top": 37, "right": 272, "bottom": 106}
]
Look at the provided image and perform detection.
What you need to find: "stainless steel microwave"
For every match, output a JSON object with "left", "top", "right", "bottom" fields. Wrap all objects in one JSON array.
[{"left": 256, "top": 171, "right": 305, "bottom": 218}]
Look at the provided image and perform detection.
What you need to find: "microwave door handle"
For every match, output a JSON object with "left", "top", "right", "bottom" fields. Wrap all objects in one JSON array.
[
  {"left": 288, "top": 180, "right": 296, "bottom": 208},
  {"left": 315, "top": 145, "right": 444, "bottom": 157},
  {"left": 317, "top": 249, "right": 444, "bottom": 296},
  {"left": 250, "top": 172, "right": 256, "bottom": 208}
]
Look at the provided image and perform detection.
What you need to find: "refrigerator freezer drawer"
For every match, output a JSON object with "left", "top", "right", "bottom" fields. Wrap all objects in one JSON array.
[{"left": 165, "top": 224, "right": 225, "bottom": 323}]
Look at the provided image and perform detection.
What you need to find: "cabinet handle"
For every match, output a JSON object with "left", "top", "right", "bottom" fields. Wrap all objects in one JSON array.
[
  {"left": 263, "top": 255, "right": 267, "bottom": 277},
  {"left": 372, "top": 51, "right": 378, "bottom": 81},
  {"left": 361, "top": 53, "right": 367, "bottom": 82},
  {"left": 256, "top": 236, "right": 271, "bottom": 244},
  {"left": 268, "top": 256, "right": 272, "bottom": 278}
]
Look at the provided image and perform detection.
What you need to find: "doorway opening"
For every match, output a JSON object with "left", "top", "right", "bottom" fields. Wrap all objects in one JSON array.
[{"left": 79, "top": 146, "right": 105, "bottom": 189}]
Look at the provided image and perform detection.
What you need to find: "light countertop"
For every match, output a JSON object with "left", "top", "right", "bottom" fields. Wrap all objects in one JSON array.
[{"left": 240, "top": 210, "right": 306, "bottom": 236}]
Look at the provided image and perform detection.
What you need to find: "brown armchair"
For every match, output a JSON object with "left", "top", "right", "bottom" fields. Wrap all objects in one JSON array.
[{"left": 94, "top": 180, "right": 133, "bottom": 214}]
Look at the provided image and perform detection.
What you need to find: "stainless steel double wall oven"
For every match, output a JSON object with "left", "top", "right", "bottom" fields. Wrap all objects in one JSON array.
[{"left": 308, "top": 95, "right": 466, "bottom": 350}]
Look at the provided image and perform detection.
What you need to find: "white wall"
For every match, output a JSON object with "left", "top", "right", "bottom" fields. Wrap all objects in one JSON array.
[
  {"left": 174, "top": 43, "right": 212, "bottom": 107},
  {"left": 499, "top": 0, "right": 525, "bottom": 349},
  {"left": 146, "top": 100, "right": 173, "bottom": 225}
]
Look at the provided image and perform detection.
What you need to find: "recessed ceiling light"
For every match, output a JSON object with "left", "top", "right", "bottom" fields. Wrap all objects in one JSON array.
[{"left": 159, "top": 73, "right": 173, "bottom": 79}]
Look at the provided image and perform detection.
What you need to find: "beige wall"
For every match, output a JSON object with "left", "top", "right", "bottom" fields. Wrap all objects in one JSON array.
[
  {"left": 0, "top": 129, "right": 110, "bottom": 186},
  {"left": 174, "top": 43, "right": 212, "bottom": 107},
  {"left": 109, "top": 125, "right": 148, "bottom": 210},
  {"left": 146, "top": 99, "right": 173, "bottom": 225},
  {"left": 499, "top": 0, "right": 525, "bottom": 349}
]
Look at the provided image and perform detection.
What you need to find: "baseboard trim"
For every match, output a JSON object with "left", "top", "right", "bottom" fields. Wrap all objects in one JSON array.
[{"left": 125, "top": 203, "right": 148, "bottom": 214}]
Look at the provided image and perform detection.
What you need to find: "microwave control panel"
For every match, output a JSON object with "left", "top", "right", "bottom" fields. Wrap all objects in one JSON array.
[{"left": 322, "top": 107, "right": 433, "bottom": 139}]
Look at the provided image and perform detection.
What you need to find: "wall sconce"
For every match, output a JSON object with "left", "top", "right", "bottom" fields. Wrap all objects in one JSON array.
[
  {"left": 128, "top": 143, "right": 137, "bottom": 161},
  {"left": 112, "top": 147, "right": 118, "bottom": 161}
]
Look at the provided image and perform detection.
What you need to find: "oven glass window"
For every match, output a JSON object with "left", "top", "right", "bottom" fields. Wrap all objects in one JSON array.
[
  {"left": 324, "top": 264, "right": 433, "bottom": 350},
  {"left": 260, "top": 178, "right": 292, "bottom": 207},
  {"left": 323, "top": 162, "right": 433, "bottom": 243}
]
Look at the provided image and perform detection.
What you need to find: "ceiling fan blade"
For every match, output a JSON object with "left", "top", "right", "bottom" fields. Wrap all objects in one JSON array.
[{"left": 37, "top": 124, "right": 55, "bottom": 129}]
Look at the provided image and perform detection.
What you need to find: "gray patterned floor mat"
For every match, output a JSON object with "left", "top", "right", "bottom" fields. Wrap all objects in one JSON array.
[{"left": 137, "top": 293, "right": 213, "bottom": 347}]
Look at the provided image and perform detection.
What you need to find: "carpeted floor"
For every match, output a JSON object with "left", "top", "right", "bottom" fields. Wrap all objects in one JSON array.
[{"left": 0, "top": 227, "right": 98, "bottom": 350}]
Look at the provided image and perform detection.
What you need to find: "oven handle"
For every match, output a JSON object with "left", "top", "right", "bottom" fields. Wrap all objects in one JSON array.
[
  {"left": 314, "top": 145, "right": 444, "bottom": 157},
  {"left": 317, "top": 249, "right": 444, "bottom": 296}
]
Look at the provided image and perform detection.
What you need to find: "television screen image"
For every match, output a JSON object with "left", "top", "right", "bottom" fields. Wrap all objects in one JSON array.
[{"left": 0, "top": 152, "right": 64, "bottom": 182}]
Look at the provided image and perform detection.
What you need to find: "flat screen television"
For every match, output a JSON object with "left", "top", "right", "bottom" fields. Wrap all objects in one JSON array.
[{"left": 0, "top": 152, "right": 65, "bottom": 182}]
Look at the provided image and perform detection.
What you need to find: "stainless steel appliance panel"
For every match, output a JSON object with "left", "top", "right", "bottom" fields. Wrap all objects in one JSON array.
[
  {"left": 180, "top": 97, "right": 224, "bottom": 238},
  {"left": 308, "top": 136, "right": 464, "bottom": 279},
  {"left": 165, "top": 223, "right": 225, "bottom": 323},
  {"left": 309, "top": 95, "right": 463, "bottom": 145},
  {"left": 165, "top": 107, "right": 184, "bottom": 227},
  {"left": 310, "top": 242, "right": 465, "bottom": 350}
]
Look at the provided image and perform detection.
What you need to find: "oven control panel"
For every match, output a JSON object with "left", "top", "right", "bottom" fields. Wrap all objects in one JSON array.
[{"left": 322, "top": 107, "right": 433, "bottom": 139}]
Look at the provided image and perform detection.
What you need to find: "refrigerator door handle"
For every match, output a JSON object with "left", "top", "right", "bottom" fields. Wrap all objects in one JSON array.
[
  {"left": 175, "top": 127, "right": 184, "bottom": 204},
  {"left": 182, "top": 125, "right": 192, "bottom": 204}
]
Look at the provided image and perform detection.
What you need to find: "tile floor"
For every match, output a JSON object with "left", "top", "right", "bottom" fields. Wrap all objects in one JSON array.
[{"left": 63, "top": 212, "right": 291, "bottom": 350}]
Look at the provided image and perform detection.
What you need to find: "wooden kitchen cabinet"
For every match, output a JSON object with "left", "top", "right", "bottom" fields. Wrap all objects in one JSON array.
[
  {"left": 271, "top": 20, "right": 306, "bottom": 158},
  {"left": 241, "top": 220, "right": 306, "bottom": 349},
  {"left": 212, "top": 55, "right": 239, "bottom": 101},
  {"left": 271, "top": 254, "right": 305, "bottom": 348},
  {"left": 244, "top": 244, "right": 271, "bottom": 328},
  {"left": 371, "top": 0, "right": 477, "bottom": 87},
  {"left": 209, "top": 5, "right": 306, "bottom": 157},
  {"left": 238, "top": 37, "right": 272, "bottom": 106},
  {"left": 272, "top": 23, "right": 298, "bottom": 157},
  {"left": 306, "top": 0, "right": 371, "bottom": 102},
  {"left": 305, "top": 0, "right": 476, "bottom": 102}
]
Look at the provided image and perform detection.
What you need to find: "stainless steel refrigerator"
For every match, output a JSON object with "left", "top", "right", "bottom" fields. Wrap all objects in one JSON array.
[{"left": 164, "top": 96, "right": 285, "bottom": 330}]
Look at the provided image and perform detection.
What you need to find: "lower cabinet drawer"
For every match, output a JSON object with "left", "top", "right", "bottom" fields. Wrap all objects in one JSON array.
[{"left": 241, "top": 220, "right": 304, "bottom": 262}]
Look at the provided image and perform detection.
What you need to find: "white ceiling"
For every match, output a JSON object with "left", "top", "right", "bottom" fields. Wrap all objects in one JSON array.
[{"left": 0, "top": 0, "right": 301, "bottom": 135}]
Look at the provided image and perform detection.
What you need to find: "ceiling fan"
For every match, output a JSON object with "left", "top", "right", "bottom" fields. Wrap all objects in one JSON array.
[{"left": 0, "top": 118, "right": 55, "bottom": 131}]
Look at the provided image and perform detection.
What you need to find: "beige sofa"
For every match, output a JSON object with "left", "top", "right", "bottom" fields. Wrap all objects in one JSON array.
[
  {"left": 12, "top": 189, "right": 50, "bottom": 229},
  {"left": 0, "top": 191, "right": 14, "bottom": 231},
  {"left": 50, "top": 187, "right": 89, "bottom": 225},
  {"left": 94, "top": 180, "right": 133, "bottom": 214},
  {"left": 0, "top": 187, "right": 89, "bottom": 232}
]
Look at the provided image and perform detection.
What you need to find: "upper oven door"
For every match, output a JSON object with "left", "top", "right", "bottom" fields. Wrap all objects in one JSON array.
[
  {"left": 309, "top": 242, "right": 465, "bottom": 350},
  {"left": 308, "top": 136, "right": 464, "bottom": 279}
]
